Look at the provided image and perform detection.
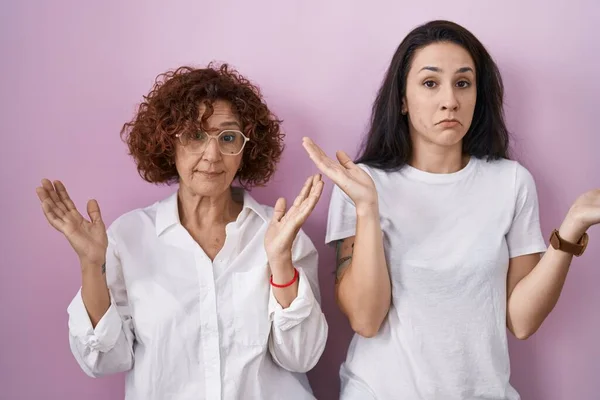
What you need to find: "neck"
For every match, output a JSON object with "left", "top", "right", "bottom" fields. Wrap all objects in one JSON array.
[
  {"left": 177, "top": 185, "right": 242, "bottom": 228},
  {"left": 410, "top": 136, "right": 469, "bottom": 174}
]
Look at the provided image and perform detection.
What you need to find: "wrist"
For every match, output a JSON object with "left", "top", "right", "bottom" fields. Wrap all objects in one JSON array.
[
  {"left": 356, "top": 201, "right": 379, "bottom": 218},
  {"left": 559, "top": 213, "right": 588, "bottom": 243},
  {"left": 267, "top": 254, "right": 294, "bottom": 273},
  {"left": 80, "top": 259, "right": 106, "bottom": 275},
  {"left": 270, "top": 265, "right": 297, "bottom": 287}
]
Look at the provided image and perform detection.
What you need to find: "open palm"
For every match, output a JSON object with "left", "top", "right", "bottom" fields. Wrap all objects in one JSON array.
[
  {"left": 264, "top": 174, "right": 324, "bottom": 260},
  {"left": 36, "top": 179, "right": 107, "bottom": 265},
  {"left": 302, "top": 137, "right": 377, "bottom": 207}
]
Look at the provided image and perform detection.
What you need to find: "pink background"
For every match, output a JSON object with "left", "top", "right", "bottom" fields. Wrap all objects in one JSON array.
[{"left": 1, "top": 1, "right": 599, "bottom": 399}]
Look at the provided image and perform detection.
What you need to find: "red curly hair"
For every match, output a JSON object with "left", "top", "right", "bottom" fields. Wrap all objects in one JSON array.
[{"left": 120, "top": 63, "right": 284, "bottom": 187}]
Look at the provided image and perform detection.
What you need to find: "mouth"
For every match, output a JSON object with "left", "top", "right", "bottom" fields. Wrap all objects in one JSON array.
[
  {"left": 194, "top": 171, "right": 224, "bottom": 178},
  {"left": 436, "top": 118, "right": 461, "bottom": 126}
]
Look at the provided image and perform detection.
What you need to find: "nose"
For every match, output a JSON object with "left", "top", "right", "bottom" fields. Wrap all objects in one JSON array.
[
  {"left": 441, "top": 86, "right": 459, "bottom": 111},
  {"left": 202, "top": 136, "right": 222, "bottom": 162}
]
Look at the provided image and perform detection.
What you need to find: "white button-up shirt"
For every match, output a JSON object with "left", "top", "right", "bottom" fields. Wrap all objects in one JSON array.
[{"left": 67, "top": 189, "right": 328, "bottom": 400}]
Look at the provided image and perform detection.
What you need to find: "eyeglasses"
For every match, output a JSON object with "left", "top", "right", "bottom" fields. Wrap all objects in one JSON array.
[{"left": 175, "top": 130, "right": 250, "bottom": 156}]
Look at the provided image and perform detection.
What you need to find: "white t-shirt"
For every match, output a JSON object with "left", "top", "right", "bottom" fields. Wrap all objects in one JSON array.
[{"left": 325, "top": 157, "right": 547, "bottom": 400}]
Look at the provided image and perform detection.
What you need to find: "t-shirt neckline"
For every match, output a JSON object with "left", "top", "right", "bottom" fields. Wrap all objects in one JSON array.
[{"left": 400, "top": 156, "right": 477, "bottom": 184}]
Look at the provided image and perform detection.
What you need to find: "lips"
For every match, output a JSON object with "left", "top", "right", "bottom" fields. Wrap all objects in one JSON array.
[
  {"left": 437, "top": 118, "right": 460, "bottom": 125},
  {"left": 195, "top": 171, "right": 224, "bottom": 177}
]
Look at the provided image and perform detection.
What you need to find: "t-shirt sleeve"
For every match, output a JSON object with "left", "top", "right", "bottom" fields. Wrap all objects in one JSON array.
[
  {"left": 506, "top": 163, "right": 547, "bottom": 258},
  {"left": 325, "top": 182, "right": 358, "bottom": 246}
]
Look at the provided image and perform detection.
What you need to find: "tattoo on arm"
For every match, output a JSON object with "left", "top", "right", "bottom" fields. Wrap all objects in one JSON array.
[
  {"left": 101, "top": 263, "right": 106, "bottom": 275},
  {"left": 335, "top": 240, "right": 355, "bottom": 282}
]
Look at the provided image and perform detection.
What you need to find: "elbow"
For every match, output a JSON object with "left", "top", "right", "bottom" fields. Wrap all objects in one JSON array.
[
  {"left": 274, "top": 345, "right": 324, "bottom": 374},
  {"left": 349, "top": 317, "right": 384, "bottom": 338},
  {"left": 510, "top": 323, "right": 538, "bottom": 340},
  {"left": 344, "top": 301, "right": 390, "bottom": 338},
  {"left": 288, "top": 358, "right": 319, "bottom": 374},
  {"left": 296, "top": 330, "right": 328, "bottom": 373},
  {"left": 513, "top": 328, "right": 536, "bottom": 340},
  {"left": 271, "top": 317, "right": 328, "bottom": 373}
]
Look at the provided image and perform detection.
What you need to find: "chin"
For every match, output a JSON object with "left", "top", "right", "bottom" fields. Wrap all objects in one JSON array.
[
  {"left": 434, "top": 129, "right": 467, "bottom": 147},
  {"left": 183, "top": 174, "right": 233, "bottom": 197}
]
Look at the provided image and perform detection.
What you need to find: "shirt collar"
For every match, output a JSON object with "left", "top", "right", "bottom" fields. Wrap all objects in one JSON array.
[{"left": 155, "top": 187, "right": 269, "bottom": 236}]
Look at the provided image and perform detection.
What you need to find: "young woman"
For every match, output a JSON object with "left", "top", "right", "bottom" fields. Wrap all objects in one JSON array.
[{"left": 303, "top": 20, "right": 598, "bottom": 400}]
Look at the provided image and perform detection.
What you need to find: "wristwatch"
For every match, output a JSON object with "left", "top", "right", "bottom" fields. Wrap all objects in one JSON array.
[{"left": 549, "top": 229, "right": 589, "bottom": 257}]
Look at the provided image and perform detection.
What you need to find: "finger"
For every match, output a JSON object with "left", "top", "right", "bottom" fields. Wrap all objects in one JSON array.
[
  {"left": 336, "top": 150, "right": 356, "bottom": 169},
  {"left": 271, "top": 197, "right": 286, "bottom": 223},
  {"left": 41, "top": 179, "right": 68, "bottom": 214},
  {"left": 293, "top": 175, "right": 314, "bottom": 208},
  {"left": 298, "top": 180, "right": 324, "bottom": 217},
  {"left": 36, "top": 186, "right": 67, "bottom": 219},
  {"left": 302, "top": 139, "right": 346, "bottom": 182},
  {"left": 40, "top": 199, "right": 66, "bottom": 231},
  {"left": 310, "top": 177, "right": 325, "bottom": 200},
  {"left": 302, "top": 137, "right": 331, "bottom": 164},
  {"left": 54, "top": 180, "right": 77, "bottom": 212},
  {"left": 87, "top": 199, "right": 104, "bottom": 226}
]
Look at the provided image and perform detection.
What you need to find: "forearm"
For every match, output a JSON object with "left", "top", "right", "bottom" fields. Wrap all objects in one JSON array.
[
  {"left": 81, "top": 261, "right": 111, "bottom": 327},
  {"left": 269, "top": 257, "right": 299, "bottom": 308},
  {"left": 507, "top": 218, "right": 585, "bottom": 338},
  {"left": 338, "top": 204, "right": 391, "bottom": 336},
  {"left": 269, "top": 293, "right": 328, "bottom": 373}
]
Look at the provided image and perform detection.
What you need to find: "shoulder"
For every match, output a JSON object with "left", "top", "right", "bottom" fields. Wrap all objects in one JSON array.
[
  {"left": 475, "top": 158, "right": 539, "bottom": 206},
  {"left": 476, "top": 157, "right": 535, "bottom": 183}
]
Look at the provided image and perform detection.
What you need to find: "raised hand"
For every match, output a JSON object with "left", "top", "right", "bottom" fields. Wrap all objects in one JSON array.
[
  {"left": 302, "top": 137, "right": 377, "bottom": 209},
  {"left": 563, "top": 188, "right": 600, "bottom": 239},
  {"left": 36, "top": 179, "right": 108, "bottom": 266},
  {"left": 264, "top": 174, "right": 324, "bottom": 264}
]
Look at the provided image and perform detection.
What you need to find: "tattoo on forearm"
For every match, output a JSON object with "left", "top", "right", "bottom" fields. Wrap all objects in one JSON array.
[{"left": 101, "top": 263, "right": 106, "bottom": 275}]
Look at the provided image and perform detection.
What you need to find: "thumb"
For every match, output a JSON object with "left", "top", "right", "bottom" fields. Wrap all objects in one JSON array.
[
  {"left": 87, "top": 199, "right": 104, "bottom": 225},
  {"left": 336, "top": 150, "right": 356, "bottom": 169},
  {"left": 271, "top": 197, "right": 286, "bottom": 223}
]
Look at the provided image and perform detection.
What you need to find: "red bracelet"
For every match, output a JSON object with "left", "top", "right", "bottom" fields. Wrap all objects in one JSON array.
[{"left": 270, "top": 268, "right": 299, "bottom": 288}]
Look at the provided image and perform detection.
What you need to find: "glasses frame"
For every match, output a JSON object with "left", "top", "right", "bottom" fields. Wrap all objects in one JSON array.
[{"left": 175, "top": 129, "right": 250, "bottom": 156}]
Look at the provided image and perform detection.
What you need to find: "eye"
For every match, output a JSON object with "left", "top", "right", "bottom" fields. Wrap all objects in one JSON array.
[
  {"left": 456, "top": 80, "right": 471, "bottom": 88},
  {"left": 221, "top": 134, "right": 236, "bottom": 142},
  {"left": 423, "top": 80, "right": 437, "bottom": 88},
  {"left": 191, "top": 131, "right": 207, "bottom": 141}
]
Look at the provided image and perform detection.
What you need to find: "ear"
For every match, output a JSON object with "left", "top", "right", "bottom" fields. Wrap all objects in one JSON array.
[{"left": 401, "top": 98, "right": 408, "bottom": 115}]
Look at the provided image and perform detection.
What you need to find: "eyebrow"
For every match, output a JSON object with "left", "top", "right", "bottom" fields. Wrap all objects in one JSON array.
[
  {"left": 219, "top": 121, "right": 242, "bottom": 129},
  {"left": 419, "top": 66, "right": 474, "bottom": 74}
]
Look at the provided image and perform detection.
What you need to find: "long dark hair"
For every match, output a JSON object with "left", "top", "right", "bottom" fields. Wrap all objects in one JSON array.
[{"left": 356, "top": 20, "right": 509, "bottom": 170}]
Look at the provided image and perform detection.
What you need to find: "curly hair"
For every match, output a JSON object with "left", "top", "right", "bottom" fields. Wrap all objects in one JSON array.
[{"left": 120, "top": 63, "right": 285, "bottom": 187}]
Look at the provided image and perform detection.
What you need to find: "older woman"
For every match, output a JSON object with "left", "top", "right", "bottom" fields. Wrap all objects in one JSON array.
[{"left": 36, "top": 64, "right": 328, "bottom": 400}]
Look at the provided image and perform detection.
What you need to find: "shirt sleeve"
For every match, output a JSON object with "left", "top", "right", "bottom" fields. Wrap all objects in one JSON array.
[
  {"left": 325, "top": 177, "right": 359, "bottom": 245},
  {"left": 267, "top": 229, "right": 328, "bottom": 373},
  {"left": 67, "top": 226, "right": 136, "bottom": 377},
  {"left": 506, "top": 163, "right": 548, "bottom": 258}
]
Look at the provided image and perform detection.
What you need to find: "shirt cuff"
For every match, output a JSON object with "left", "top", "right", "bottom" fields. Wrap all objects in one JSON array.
[
  {"left": 67, "top": 288, "right": 123, "bottom": 353},
  {"left": 268, "top": 268, "right": 316, "bottom": 331}
]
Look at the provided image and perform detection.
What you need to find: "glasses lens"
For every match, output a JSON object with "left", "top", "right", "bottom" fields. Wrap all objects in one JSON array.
[
  {"left": 218, "top": 130, "right": 245, "bottom": 154},
  {"left": 185, "top": 131, "right": 208, "bottom": 153}
]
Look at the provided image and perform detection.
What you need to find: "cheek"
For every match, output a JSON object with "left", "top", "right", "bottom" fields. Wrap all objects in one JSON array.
[
  {"left": 174, "top": 152, "right": 199, "bottom": 178},
  {"left": 460, "top": 92, "right": 477, "bottom": 122},
  {"left": 409, "top": 102, "right": 436, "bottom": 129},
  {"left": 226, "top": 155, "right": 243, "bottom": 175},
  {"left": 406, "top": 91, "right": 435, "bottom": 124}
]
